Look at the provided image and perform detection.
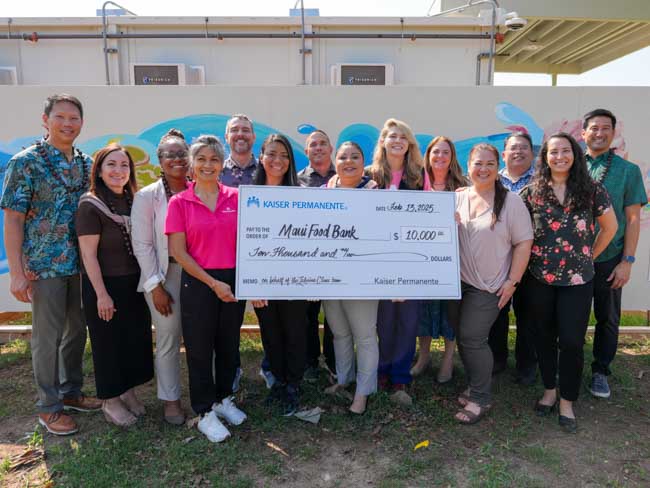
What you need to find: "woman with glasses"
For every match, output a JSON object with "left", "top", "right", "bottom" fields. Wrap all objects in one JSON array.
[{"left": 132, "top": 129, "right": 189, "bottom": 426}]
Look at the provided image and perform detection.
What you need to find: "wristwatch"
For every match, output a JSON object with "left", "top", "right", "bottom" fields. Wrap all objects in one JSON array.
[{"left": 621, "top": 255, "right": 636, "bottom": 263}]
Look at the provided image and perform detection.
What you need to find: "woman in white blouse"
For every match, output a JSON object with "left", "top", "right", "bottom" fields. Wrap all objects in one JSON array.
[{"left": 131, "top": 129, "right": 189, "bottom": 425}]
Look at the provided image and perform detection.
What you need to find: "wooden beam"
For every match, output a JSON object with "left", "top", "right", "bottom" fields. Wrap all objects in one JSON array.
[
  {"left": 495, "top": 61, "right": 581, "bottom": 74},
  {"left": 501, "top": 20, "right": 566, "bottom": 64},
  {"left": 555, "top": 22, "right": 647, "bottom": 64},
  {"left": 577, "top": 31, "right": 650, "bottom": 72},
  {"left": 533, "top": 21, "right": 612, "bottom": 64},
  {"left": 516, "top": 21, "right": 586, "bottom": 63}
]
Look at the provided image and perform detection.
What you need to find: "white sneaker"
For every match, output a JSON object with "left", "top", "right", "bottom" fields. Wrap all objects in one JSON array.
[
  {"left": 197, "top": 411, "right": 230, "bottom": 443},
  {"left": 213, "top": 396, "right": 247, "bottom": 426}
]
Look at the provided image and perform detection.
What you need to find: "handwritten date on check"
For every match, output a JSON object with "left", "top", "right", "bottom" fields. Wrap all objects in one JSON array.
[{"left": 236, "top": 186, "right": 460, "bottom": 300}]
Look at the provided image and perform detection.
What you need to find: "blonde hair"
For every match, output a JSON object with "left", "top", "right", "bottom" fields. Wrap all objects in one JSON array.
[{"left": 370, "top": 118, "right": 423, "bottom": 189}]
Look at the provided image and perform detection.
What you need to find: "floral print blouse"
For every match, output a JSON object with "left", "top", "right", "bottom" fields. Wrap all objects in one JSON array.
[{"left": 519, "top": 182, "right": 611, "bottom": 287}]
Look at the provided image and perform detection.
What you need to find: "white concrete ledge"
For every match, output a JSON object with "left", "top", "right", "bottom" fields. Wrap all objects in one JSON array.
[{"left": 1, "top": 325, "right": 649, "bottom": 344}]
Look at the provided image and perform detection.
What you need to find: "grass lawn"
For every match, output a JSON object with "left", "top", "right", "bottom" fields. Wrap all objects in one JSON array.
[{"left": 1, "top": 334, "right": 649, "bottom": 487}]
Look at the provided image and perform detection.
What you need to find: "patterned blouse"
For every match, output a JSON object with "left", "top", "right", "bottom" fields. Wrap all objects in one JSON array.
[{"left": 519, "top": 182, "right": 611, "bottom": 287}]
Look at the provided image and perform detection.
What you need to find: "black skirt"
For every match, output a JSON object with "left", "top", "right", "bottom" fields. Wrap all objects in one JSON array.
[{"left": 82, "top": 273, "right": 153, "bottom": 399}]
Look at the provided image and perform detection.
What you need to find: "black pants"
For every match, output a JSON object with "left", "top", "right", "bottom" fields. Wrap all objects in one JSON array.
[
  {"left": 305, "top": 300, "right": 336, "bottom": 371},
  {"left": 181, "top": 269, "right": 246, "bottom": 415},
  {"left": 522, "top": 273, "right": 593, "bottom": 401},
  {"left": 83, "top": 274, "right": 153, "bottom": 399},
  {"left": 488, "top": 288, "right": 537, "bottom": 372},
  {"left": 255, "top": 300, "right": 309, "bottom": 386},
  {"left": 592, "top": 254, "right": 623, "bottom": 376}
]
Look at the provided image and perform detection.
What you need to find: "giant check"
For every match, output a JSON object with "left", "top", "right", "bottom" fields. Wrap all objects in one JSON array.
[{"left": 235, "top": 186, "right": 460, "bottom": 299}]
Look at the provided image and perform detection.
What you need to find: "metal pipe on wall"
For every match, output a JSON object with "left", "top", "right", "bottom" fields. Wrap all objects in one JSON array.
[{"left": 1, "top": 32, "right": 490, "bottom": 40}]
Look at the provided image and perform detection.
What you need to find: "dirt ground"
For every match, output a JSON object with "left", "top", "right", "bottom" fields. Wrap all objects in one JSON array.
[{"left": 1, "top": 338, "right": 649, "bottom": 487}]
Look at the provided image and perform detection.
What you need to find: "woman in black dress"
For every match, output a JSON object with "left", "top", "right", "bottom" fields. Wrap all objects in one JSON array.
[{"left": 77, "top": 143, "right": 153, "bottom": 427}]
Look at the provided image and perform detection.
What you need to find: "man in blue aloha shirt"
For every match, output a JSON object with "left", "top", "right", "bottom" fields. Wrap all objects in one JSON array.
[
  {"left": 583, "top": 108, "right": 648, "bottom": 399},
  {"left": 1, "top": 94, "right": 101, "bottom": 435},
  {"left": 488, "top": 132, "right": 537, "bottom": 384}
]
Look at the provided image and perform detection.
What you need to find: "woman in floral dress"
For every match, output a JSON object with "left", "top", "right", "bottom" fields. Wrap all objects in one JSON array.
[{"left": 519, "top": 132, "right": 617, "bottom": 433}]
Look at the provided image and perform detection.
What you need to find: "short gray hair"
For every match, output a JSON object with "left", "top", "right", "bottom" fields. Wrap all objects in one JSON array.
[
  {"left": 190, "top": 134, "right": 225, "bottom": 163},
  {"left": 226, "top": 114, "right": 255, "bottom": 134}
]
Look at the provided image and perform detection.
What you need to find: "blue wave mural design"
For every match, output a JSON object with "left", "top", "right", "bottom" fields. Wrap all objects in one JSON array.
[{"left": 0, "top": 103, "right": 543, "bottom": 275}]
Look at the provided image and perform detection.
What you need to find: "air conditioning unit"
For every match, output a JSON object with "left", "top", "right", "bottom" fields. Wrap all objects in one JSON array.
[
  {"left": 330, "top": 63, "right": 394, "bottom": 86},
  {"left": 0, "top": 67, "right": 18, "bottom": 85},
  {"left": 130, "top": 63, "right": 205, "bottom": 85}
]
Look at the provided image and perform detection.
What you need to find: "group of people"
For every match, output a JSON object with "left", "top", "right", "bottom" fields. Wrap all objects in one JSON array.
[{"left": 1, "top": 94, "right": 645, "bottom": 443}]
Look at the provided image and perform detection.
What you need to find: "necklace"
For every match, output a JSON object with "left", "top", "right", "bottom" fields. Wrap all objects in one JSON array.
[
  {"left": 36, "top": 141, "right": 88, "bottom": 193},
  {"left": 160, "top": 174, "right": 189, "bottom": 200},
  {"left": 595, "top": 150, "right": 615, "bottom": 184},
  {"left": 104, "top": 190, "right": 134, "bottom": 257}
]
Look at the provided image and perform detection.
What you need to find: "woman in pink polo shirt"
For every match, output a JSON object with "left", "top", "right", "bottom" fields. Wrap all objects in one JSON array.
[
  {"left": 165, "top": 135, "right": 247, "bottom": 443},
  {"left": 251, "top": 134, "right": 309, "bottom": 417}
]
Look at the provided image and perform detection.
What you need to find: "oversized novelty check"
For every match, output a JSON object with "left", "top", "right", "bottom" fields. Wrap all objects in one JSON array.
[{"left": 236, "top": 186, "right": 460, "bottom": 299}]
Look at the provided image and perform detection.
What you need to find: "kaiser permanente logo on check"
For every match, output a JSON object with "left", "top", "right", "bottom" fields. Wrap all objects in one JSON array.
[{"left": 236, "top": 186, "right": 460, "bottom": 300}]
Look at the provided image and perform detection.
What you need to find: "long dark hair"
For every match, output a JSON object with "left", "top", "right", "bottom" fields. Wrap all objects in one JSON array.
[
  {"left": 254, "top": 134, "right": 299, "bottom": 186},
  {"left": 531, "top": 132, "right": 594, "bottom": 211},
  {"left": 468, "top": 143, "right": 508, "bottom": 230},
  {"left": 90, "top": 143, "right": 138, "bottom": 201}
]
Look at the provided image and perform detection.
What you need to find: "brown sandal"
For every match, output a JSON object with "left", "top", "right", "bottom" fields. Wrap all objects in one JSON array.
[{"left": 455, "top": 404, "right": 491, "bottom": 425}]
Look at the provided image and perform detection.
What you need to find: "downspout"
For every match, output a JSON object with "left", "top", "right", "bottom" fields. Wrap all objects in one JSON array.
[
  {"left": 428, "top": 0, "right": 500, "bottom": 85},
  {"left": 300, "top": 0, "right": 306, "bottom": 85},
  {"left": 102, "top": 1, "right": 137, "bottom": 85}
]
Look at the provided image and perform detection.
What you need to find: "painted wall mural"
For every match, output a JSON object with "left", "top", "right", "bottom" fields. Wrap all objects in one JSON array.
[{"left": 1, "top": 102, "right": 649, "bottom": 278}]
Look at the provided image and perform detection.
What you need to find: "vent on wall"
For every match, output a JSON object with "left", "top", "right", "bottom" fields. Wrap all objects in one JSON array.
[
  {"left": 330, "top": 63, "right": 394, "bottom": 86},
  {"left": 130, "top": 63, "right": 205, "bottom": 85},
  {"left": 0, "top": 67, "right": 18, "bottom": 85}
]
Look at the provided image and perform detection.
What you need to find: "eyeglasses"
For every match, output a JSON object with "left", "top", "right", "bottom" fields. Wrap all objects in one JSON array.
[{"left": 159, "top": 151, "right": 189, "bottom": 160}]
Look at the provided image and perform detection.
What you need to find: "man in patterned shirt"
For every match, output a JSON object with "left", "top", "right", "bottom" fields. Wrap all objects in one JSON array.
[
  {"left": 220, "top": 114, "right": 258, "bottom": 188},
  {"left": 219, "top": 114, "right": 267, "bottom": 391},
  {"left": 489, "top": 132, "right": 537, "bottom": 384},
  {"left": 1, "top": 94, "right": 101, "bottom": 435},
  {"left": 583, "top": 108, "right": 648, "bottom": 399}
]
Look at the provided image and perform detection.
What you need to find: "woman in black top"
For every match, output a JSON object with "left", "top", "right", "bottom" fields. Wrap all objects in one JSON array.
[
  {"left": 519, "top": 133, "right": 617, "bottom": 433},
  {"left": 77, "top": 144, "right": 153, "bottom": 427},
  {"left": 251, "top": 134, "right": 309, "bottom": 416}
]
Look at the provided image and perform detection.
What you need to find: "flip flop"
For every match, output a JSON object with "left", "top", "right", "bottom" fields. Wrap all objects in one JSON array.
[{"left": 455, "top": 404, "right": 491, "bottom": 425}]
